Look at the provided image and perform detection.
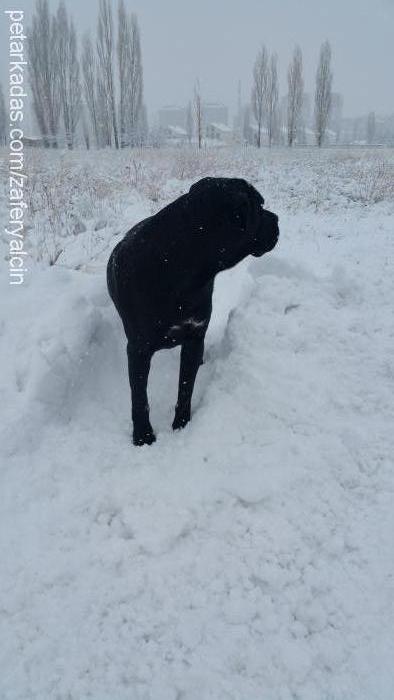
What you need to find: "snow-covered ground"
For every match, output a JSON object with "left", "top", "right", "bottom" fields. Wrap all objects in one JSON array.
[{"left": 1, "top": 146, "right": 394, "bottom": 699}]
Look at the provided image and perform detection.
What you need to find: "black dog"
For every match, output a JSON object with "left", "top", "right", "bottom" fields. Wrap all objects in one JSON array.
[{"left": 107, "top": 177, "right": 279, "bottom": 446}]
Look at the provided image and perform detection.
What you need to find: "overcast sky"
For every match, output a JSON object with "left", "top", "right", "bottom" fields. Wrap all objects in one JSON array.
[{"left": 2, "top": 0, "right": 394, "bottom": 120}]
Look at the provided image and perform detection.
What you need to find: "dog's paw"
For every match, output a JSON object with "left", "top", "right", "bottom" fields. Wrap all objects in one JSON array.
[
  {"left": 133, "top": 425, "right": 156, "bottom": 446},
  {"left": 172, "top": 411, "right": 191, "bottom": 431}
]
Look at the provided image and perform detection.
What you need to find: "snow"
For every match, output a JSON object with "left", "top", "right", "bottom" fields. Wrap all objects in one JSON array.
[{"left": 1, "top": 146, "right": 394, "bottom": 699}]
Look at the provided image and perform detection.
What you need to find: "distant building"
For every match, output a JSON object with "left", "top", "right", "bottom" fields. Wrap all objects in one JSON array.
[
  {"left": 203, "top": 103, "right": 228, "bottom": 125},
  {"left": 158, "top": 106, "right": 186, "bottom": 129},
  {"left": 163, "top": 125, "right": 188, "bottom": 143},
  {"left": 206, "top": 122, "right": 233, "bottom": 144},
  {"left": 22, "top": 136, "right": 44, "bottom": 147},
  {"left": 157, "top": 101, "right": 230, "bottom": 145},
  {"left": 339, "top": 114, "right": 394, "bottom": 146},
  {"left": 203, "top": 103, "right": 231, "bottom": 143}
]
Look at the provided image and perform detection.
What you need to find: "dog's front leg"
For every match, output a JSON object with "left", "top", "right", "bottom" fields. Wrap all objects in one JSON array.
[
  {"left": 127, "top": 342, "right": 155, "bottom": 446},
  {"left": 173, "top": 337, "right": 204, "bottom": 431}
]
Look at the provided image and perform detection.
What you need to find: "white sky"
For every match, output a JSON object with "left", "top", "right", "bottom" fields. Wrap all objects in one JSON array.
[{"left": 1, "top": 0, "right": 393, "bottom": 120}]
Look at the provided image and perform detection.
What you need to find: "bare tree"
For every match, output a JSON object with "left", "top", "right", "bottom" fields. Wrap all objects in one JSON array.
[
  {"left": 287, "top": 45, "right": 303, "bottom": 146},
  {"left": 314, "top": 40, "right": 333, "bottom": 147},
  {"left": 266, "top": 52, "right": 279, "bottom": 147},
  {"left": 97, "top": 0, "right": 118, "bottom": 148},
  {"left": 57, "top": 2, "right": 81, "bottom": 149},
  {"left": 367, "top": 111, "right": 376, "bottom": 144},
  {"left": 251, "top": 45, "right": 268, "bottom": 147},
  {"left": 127, "top": 14, "right": 144, "bottom": 146},
  {"left": 186, "top": 100, "right": 193, "bottom": 143},
  {"left": 96, "top": 73, "right": 112, "bottom": 147},
  {"left": 0, "top": 83, "right": 6, "bottom": 146},
  {"left": 82, "top": 34, "right": 99, "bottom": 147},
  {"left": 117, "top": 0, "right": 129, "bottom": 147},
  {"left": 28, "top": 0, "right": 61, "bottom": 147},
  {"left": 118, "top": 4, "right": 144, "bottom": 147},
  {"left": 194, "top": 80, "right": 203, "bottom": 149},
  {"left": 81, "top": 106, "right": 90, "bottom": 149}
]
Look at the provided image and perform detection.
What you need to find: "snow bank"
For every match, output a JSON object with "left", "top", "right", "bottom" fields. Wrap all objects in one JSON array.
[{"left": 1, "top": 147, "right": 394, "bottom": 699}]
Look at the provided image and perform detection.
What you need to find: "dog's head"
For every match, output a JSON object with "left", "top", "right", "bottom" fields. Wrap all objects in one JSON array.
[{"left": 189, "top": 177, "right": 279, "bottom": 268}]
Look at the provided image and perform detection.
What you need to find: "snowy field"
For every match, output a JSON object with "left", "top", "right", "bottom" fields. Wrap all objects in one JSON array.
[{"left": 1, "top": 145, "right": 394, "bottom": 699}]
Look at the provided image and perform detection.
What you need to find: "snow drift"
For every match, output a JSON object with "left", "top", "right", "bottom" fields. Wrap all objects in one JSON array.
[{"left": 1, "top": 147, "right": 394, "bottom": 700}]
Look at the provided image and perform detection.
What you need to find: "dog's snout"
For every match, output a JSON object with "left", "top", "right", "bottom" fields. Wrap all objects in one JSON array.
[{"left": 267, "top": 210, "right": 279, "bottom": 223}]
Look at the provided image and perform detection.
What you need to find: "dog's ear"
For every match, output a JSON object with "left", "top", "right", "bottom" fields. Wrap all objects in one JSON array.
[{"left": 189, "top": 178, "right": 214, "bottom": 195}]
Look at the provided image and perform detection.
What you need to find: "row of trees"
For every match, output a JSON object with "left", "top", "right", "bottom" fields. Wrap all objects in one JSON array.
[
  {"left": 28, "top": 0, "right": 145, "bottom": 148},
  {"left": 0, "top": 8, "right": 388, "bottom": 150},
  {"left": 251, "top": 40, "right": 333, "bottom": 147},
  {"left": 252, "top": 47, "right": 279, "bottom": 147}
]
